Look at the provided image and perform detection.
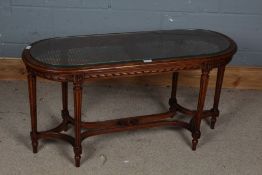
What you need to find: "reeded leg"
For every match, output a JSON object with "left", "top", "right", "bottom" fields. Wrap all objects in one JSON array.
[
  {"left": 73, "top": 80, "right": 83, "bottom": 167},
  {"left": 211, "top": 66, "right": 225, "bottom": 129},
  {"left": 169, "top": 72, "right": 179, "bottom": 113},
  {"left": 192, "top": 68, "right": 210, "bottom": 150},
  {"left": 62, "top": 82, "right": 69, "bottom": 131},
  {"left": 27, "top": 71, "right": 38, "bottom": 153}
]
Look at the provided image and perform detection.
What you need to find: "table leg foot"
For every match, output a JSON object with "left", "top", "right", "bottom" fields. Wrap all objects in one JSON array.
[
  {"left": 210, "top": 117, "right": 217, "bottom": 129},
  {"left": 191, "top": 130, "right": 201, "bottom": 151},
  {"left": 74, "top": 146, "right": 82, "bottom": 167},
  {"left": 192, "top": 139, "right": 198, "bottom": 151},
  {"left": 32, "top": 142, "right": 38, "bottom": 153},
  {"left": 30, "top": 132, "right": 38, "bottom": 153}
]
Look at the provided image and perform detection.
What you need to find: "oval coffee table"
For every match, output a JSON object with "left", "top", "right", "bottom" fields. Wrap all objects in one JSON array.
[{"left": 22, "top": 29, "right": 237, "bottom": 167}]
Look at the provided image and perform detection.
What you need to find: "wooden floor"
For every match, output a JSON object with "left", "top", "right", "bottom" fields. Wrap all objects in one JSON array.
[{"left": 0, "top": 58, "right": 262, "bottom": 90}]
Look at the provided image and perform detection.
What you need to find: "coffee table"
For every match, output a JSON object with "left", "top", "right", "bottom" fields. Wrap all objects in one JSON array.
[{"left": 22, "top": 29, "right": 237, "bottom": 167}]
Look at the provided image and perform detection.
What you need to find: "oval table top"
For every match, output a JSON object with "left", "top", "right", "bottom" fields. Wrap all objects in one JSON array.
[{"left": 22, "top": 29, "right": 237, "bottom": 81}]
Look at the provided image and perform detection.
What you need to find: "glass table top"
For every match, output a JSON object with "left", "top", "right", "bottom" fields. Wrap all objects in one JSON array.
[{"left": 29, "top": 29, "right": 232, "bottom": 67}]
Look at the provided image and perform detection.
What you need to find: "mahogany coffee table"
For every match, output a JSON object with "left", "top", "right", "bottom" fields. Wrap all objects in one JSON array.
[{"left": 22, "top": 29, "right": 237, "bottom": 167}]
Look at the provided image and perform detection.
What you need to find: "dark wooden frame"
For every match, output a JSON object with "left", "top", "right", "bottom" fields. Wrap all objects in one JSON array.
[{"left": 22, "top": 30, "right": 237, "bottom": 167}]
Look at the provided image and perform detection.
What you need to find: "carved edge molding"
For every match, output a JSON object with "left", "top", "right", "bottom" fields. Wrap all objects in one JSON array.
[{"left": 25, "top": 56, "right": 232, "bottom": 82}]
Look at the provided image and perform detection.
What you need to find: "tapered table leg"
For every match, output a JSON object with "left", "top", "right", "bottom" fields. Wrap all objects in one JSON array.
[
  {"left": 169, "top": 72, "right": 179, "bottom": 113},
  {"left": 211, "top": 66, "right": 225, "bottom": 129},
  {"left": 192, "top": 67, "right": 210, "bottom": 150},
  {"left": 27, "top": 71, "right": 38, "bottom": 153},
  {"left": 73, "top": 80, "right": 83, "bottom": 167},
  {"left": 62, "top": 82, "right": 69, "bottom": 130}
]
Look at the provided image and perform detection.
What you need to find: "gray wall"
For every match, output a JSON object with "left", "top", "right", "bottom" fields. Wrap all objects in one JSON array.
[{"left": 0, "top": 0, "right": 262, "bottom": 66}]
